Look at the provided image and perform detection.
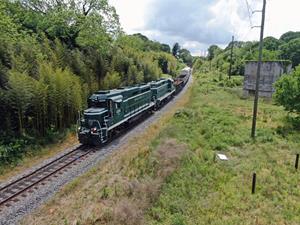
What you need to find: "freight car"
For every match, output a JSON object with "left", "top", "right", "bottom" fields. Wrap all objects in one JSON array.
[
  {"left": 174, "top": 67, "right": 192, "bottom": 92},
  {"left": 78, "top": 78, "right": 177, "bottom": 145}
]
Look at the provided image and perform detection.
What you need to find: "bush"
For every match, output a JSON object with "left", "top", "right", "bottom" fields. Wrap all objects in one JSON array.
[
  {"left": 0, "top": 139, "right": 27, "bottom": 165},
  {"left": 274, "top": 66, "right": 300, "bottom": 113}
]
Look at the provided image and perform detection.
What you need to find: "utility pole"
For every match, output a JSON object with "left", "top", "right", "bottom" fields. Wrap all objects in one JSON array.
[
  {"left": 228, "top": 35, "right": 234, "bottom": 79},
  {"left": 251, "top": 0, "right": 267, "bottom": 138}
]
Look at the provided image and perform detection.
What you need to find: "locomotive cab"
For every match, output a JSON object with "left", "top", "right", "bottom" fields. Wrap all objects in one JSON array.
[
  {"left": 78, "top": 107, "right": 109, "bottom": 145},
  {"left": 78, "top": 90, "right": 126, "bottom": 145},
  {"left": 78, "top": 92, "right": 112, "bottom": 145}
]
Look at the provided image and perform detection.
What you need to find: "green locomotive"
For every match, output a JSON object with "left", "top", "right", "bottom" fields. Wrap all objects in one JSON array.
[
  {"left": 78, "top": 78, "right": 175, "bottom": 145},
  {"left": 150, "top": 78, "right": 175, "bottom": 108}
]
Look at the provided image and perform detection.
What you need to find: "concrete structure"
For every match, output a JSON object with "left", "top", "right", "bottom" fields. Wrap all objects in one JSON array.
[{"left": 243, "top": 61, "right": 292, "bottom": 98}]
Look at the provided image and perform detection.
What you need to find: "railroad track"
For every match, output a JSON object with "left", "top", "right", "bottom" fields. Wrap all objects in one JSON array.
[
  {"left": 0, "top": 114, "right": 149, "bottom": 211},
  {"left": 0, "top": 145, "right": 95, "bottom": 209},
  {"left": 0, "top": 78, "right": 191, "bottom": 212}
]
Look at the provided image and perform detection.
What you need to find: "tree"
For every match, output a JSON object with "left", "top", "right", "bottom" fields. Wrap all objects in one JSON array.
[
  {"left": 280, "top": 31, "right": 300, "bottom": 43},
  {"left": 207, "top": 45, "right": 222, "bottom": 60},
  {"left": 274, "top": 66, "right": 300, "bottom": 114},
  {"left": 263, "top": 36, "right": 282, "bottom": 51},
  {"left": 160, "top": 44, "right": 170, "bottom": 53},
  {"left": 8, "top": 71, "right": 34, "bottom": 135},
  {"left": 76, "top": 14, "right": 112, "bottom": 52},
  {"left": 178, "top": 48, "right": 193, "bottom": 66},
  {"left": 39, "top": 62, "right": 83, "bottom": 130},
  {"left": 0, "top": 1, "right": 18, "bottom": 42},
  {"left": 0, "top": 1, "right": 19, "bottom": 88},
  {"left": 193, "top": 57, "right": 205, "bottom": 71},
  {"left": 280, "top": 38, "right": 300, "bottom": 67},
  {"left": 12, "top": 0, "right": 120, "bottom": 48},
  {"left": 103, "top": 71, "right": 121, "bottom": 89},
  {"left": 172, "top": 43, "right": 180, "bottom": 58}
]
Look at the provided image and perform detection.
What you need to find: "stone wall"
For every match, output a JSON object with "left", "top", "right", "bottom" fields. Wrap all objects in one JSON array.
[{"left": 243, "top": 61, "right": 292, "bottom": 98}]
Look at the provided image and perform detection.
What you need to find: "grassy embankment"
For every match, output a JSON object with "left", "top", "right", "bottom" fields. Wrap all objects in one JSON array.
[
  {"left": 23, "top": 72, "right": 300, "bottom": 225},
  {"left": 146, "top": 72, "right": 300, "bottom": 225}
]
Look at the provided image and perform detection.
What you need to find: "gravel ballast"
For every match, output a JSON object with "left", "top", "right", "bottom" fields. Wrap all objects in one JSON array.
[{"left": 0, "top": 77, "right": 192, "bottom": 225}]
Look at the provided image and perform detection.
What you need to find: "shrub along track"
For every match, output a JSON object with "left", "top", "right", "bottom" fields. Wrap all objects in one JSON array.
[{"left": 0, "top": 76, "right": 192, "bottom": 225}]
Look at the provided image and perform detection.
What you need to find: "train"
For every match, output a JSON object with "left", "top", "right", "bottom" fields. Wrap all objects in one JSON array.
[{"left": 78, "top": 67, "right": 192, "bottom": 145}]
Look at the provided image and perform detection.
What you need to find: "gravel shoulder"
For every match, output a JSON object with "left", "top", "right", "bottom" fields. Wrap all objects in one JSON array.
[{"left": 0, "top": 76, "right": 193, "bottom": 225}]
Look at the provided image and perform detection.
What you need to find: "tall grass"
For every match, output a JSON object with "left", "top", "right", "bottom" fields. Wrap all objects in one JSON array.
[
  {"left": 147, "top": 72, "right": 300, "bottom": 225},
  {"left": 21, "top": 72, "right": 300, "bottom": 225}
]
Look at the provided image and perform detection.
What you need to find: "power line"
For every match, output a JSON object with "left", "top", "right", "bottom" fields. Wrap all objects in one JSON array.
[
  {"left": 245, "top": 0, "right": 254, "bottom": 27},
  {"left": 239, "top": 26, "right": 253, "bottom": 41}
]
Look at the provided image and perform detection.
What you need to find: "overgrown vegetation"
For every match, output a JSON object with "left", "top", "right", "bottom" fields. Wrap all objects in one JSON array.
[
  {"left": 274, "top": 65, "right": 300, "bottom": 115},
  {"left": 0, "top": 0, "right": 190, "bottom": 166},
  {"left": 146, "top": 72, "right": 300, "bottom": 225},
  {"left": 193, "top": 31, "right": 300, "bottom": 76}
]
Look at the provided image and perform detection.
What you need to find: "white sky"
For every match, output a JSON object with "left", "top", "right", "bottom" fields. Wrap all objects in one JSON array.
[{"left": 109, "top": 0, "right": 300, "bottom": 56}]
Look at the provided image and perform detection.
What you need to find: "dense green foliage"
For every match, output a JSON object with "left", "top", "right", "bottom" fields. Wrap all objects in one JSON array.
[
  {"left": 0, "top": 0, "right": 183, "bottom": 165},
  {"left": 274, "top": 66, "right": 300, "bottom": 114},
  {"left": 172, "top": 42, "right": 193, "bottom": 66},
  {"left": 196, "top": 31, "right": 300, "bottom": 76}
]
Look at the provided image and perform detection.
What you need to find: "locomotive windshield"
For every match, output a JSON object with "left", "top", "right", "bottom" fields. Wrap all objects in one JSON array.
[{"left": 88, "top": 99, "right": 107, "bottom": 108}]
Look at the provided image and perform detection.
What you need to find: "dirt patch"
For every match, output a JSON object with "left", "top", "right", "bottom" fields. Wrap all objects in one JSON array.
[
  {"left": 154, "top": 139, "right": 186, "bottom": 177},
  {"left": 101, "top": 139, "right": 188, "bottom": 225},
  {"left": 22, "top": 137, "right": 188, "bottom": 225}
]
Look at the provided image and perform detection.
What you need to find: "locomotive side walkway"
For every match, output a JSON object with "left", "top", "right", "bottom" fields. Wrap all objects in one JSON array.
[{"left": 0, "top": 75, "right": 193, "bottom": 225}]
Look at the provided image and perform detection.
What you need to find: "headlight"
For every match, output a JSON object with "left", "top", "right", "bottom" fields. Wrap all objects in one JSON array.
[{"left": 91, "top": 127, "right": 97, "bottom": 133}]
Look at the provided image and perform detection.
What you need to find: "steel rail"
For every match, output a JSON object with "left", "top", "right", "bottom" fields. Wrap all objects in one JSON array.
[
  {"left": 0, "top": 145, "right": 83, "bottom": 193},
  {"left": 0, "top": 147, "right": 94, "bottom": 207}
]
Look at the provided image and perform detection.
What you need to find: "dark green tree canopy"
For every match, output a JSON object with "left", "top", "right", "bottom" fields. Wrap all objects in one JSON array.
[
  {"left": 280, "top": 38, "right": 300, "bottom": 67},
  {"left": 179, "top": 48, "right": 193, "bottom": 66},
  {"left": 160, "top": 44, "right": 171, "bottom": 53},
  {"left": 172, "top": 42, "right": 180, "bottom": 58},
  {"left": 280, "top": 31, "right": 300, "bottom": 43},
  {"left": 207, "top": 45, "right": 222, "bottom": 60},
  {"left": 263, "top": 36, "right": 282, "bottom": 51}
]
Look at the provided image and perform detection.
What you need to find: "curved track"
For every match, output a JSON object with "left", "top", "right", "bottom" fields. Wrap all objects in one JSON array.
[{"left": 0, "top": 146, "right": 95, "bottom": 209}]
